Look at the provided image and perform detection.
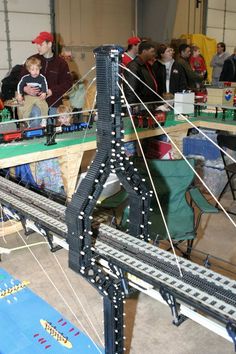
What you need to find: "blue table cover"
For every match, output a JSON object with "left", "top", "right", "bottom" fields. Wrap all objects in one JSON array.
[{"left": 0, "top": 268, "right": 104, "bottom": 354}]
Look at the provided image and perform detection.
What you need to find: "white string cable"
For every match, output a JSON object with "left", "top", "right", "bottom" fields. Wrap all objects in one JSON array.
[
  {"left": 0, "top": 241, "right": 48, "bottom": 254},
  {"left": 0, "top": 101, "right": 167, "bottom": 127},
  {"left": 74, "top": 81, "right": 97, "bottom": 194},
  {"left": 48, "top": 65, "right": 96, "bottom": 109},
  {"left": 1, "top": 212, "right": 103, "bottom": 353},
  {"left": 121, "top": 64, "right": 236, "bottom": 164},
  {"left": 0, "top": 108, "right": 98, "bottom": 126},
  {"left": 52, "top": 253, "right": 104, "bottom": 346},
  {"left": 13, "top": 81, "right": 97, "bottom": 146},
  {"left": 81, "top": 77, "right": 97, "bottom": 145},
  {"left": 120, "top": 73, "right": 236, "bottom": 231},
  {"left": 0, "top": 65, "right": 97, "bottom": 126},
  {"left": 0, "top": 205, "right": 7, "bottom": 244},
  {"left": 118, "top": 80, "right": 183, "bottom": 277}
]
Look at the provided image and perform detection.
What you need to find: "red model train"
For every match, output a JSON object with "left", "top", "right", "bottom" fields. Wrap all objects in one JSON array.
[
  {"left": 132, "top": 110, "right": 166, "bottom": 129},
  {"left": 0, "top": 122, "right": 90, "bottom": 143}
]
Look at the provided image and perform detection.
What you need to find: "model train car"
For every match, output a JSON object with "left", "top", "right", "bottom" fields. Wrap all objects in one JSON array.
[
  {"left": 132, "top": 110, "right": 166, "bottom": 129},
  {"left": 0, "top": 122, "right": 91, "bottom": 143}
]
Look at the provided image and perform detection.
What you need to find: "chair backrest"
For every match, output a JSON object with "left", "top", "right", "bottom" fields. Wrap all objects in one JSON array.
[
  {"left": 217, "top": 134, "right": 236, "bottom": 167},
  {"left": 131, "top": 157, "right": 195, "bottom": 212},
  {"left": 123, "top": 158, "right": 196, "bottom": 240},
  {"left": 217, "top": 134, "right": 236, "bottom": 152}
]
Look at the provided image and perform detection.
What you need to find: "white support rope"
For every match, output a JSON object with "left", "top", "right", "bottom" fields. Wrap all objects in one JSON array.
[
  {"left": 81, "top": 77, "right": 97, "bottom": 145},
  {"left": 47, "top": 76, "right": 97, "bottom": 149},
  {"left": 120, "top": 72, "right": 236, "bottom": 232},
  {"left": 0, "top": 65, "right": 97, "bottom": 126},
  {"left": 0, "top": 212, "right": 103, "bottom": 352},
  {"left": 74, "top": 82, "right": 97, "bottom": 194},
  {"left": 121, "top": 64, "right": 236, "bottom": 165},
  {"left": 52, "top": 253, "right": 104, "bottom": 346},
  {"left": 0, "top": 241, "right": 48, "bottom": 254},
  {"left": 118, "top": 81, "right": 183, "bottom": 277},
  {"left": 0, "top": 205, "right": 7, "bottom": 244},
  {"left": 48, "top": 65, "right": 96, "bottom": 109}
]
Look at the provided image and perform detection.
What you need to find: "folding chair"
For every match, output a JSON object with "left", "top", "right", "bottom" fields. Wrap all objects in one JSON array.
[
  {"left": 101, "top": 158, "right": 218, "bottom": 258},
  {"left": 217, "top": 134, "right": 236, "bottom": 202}
]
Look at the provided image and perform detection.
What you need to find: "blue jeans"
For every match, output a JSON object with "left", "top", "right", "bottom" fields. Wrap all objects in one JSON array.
[{"left": 29, "top": 106, "right": 57, "bottom": 127}]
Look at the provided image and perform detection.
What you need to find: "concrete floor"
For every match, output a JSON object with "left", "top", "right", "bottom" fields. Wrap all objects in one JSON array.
[{"left": 0, "top": 191, "right": 236, "bottom": 354}]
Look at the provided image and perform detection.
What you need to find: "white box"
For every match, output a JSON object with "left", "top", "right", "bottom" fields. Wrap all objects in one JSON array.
[
  {"left": 174, "top": 92, "right": 195, "bottom": 114},
  {"left": 78, "top": 172, "right": 121, "bottom": 201}
]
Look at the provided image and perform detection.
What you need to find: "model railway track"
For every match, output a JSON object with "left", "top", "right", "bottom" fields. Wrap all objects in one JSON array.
[
  {"left": 0, "top": 176, "right": 66, "bottom": 220},
  {"left": 0, "top": 178, "right": 236, "bottom": 326},
  {"left": 0, "top": 178, "right": 67, "bottom": 237},
  {"left": 97, "top": 224, "right": 236, "bottom": 324}
]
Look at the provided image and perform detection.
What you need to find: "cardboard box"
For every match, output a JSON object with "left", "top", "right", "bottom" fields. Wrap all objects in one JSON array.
[
  {"left": 207, "top": 87, "right": 235, "bottom": 106},
  {"left": 145, "top": 139, "right": 173, "bottom": 159},
  {"left": 174, "top": 92, "right": 194, "bottom": 114}
]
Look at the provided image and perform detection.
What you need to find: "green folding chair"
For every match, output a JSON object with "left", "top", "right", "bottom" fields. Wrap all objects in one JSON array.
[{"left": 100, "top": 158, "right": 218, "bottom": 258}]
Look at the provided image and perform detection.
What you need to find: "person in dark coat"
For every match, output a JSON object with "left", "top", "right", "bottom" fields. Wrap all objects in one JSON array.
[
  {"left": 1, "top": 64, "right": 22, "bottom": 100},
  {"left": 152, "top": 44, "right": 187, "bottom": 98},
  {"left": 219, "top": 47, "right": 236, "bottom": 82},
  {"left": 177, "top": 44, "right": 204, "bottom": 90},
  {"left": 123, "top": 41, "right": 157, "bottom": 105}
]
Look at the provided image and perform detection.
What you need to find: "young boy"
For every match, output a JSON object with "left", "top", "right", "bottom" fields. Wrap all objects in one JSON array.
[
  {"left": 57, "top": 104, "right": 73, "bottom": 126},
  {"left": 17, "top": 57, "right": 48, "bottom": 124},
  {"left": 189, "top": 46, "right": 207, "bottom": 79}
]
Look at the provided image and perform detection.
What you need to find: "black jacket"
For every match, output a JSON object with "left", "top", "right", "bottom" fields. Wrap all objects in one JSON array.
[
  {"left": 177, "top": 57, "right": 204, "bottom": 90},
  {"left": 152, "top": 60, "right": 187, "bottom": 97},
  {"left": 219, "top": 55, "right": 236, "bottom": 82},
  {"left": 124, "top": 57, "right": 158, "bottom": 104},
  {"left": 1, "top": 64, "right": 22, "bottom": 100}
]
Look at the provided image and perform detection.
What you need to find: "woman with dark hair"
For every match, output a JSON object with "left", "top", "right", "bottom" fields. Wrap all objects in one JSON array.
[
  {"left": 210, "top": 42, "right": 229, "bottom": 85},
  {"left": 152, "top": 44, "right": 187, "bottom": 99}
]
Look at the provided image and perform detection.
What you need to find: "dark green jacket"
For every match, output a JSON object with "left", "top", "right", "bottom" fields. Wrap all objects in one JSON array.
[{"left": 177, "top": 57, "right": 204, "bottom": 90}]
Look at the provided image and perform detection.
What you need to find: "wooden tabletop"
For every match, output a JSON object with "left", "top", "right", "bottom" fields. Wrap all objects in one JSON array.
[{"left": 0, "top": 116, "right": 236, "bottom": 169}]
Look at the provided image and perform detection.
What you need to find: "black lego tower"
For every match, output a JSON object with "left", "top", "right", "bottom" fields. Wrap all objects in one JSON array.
[{"left": 66, "top": 45, "right": 151, "bottom": 354}]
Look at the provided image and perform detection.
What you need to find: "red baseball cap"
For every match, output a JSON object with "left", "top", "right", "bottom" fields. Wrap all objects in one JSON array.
[
  {"left": 128, "top": 36, "right": 141, "bottom": 45},
  {"left": 32, "top": 31, "right": 54, "bottom": 44}
]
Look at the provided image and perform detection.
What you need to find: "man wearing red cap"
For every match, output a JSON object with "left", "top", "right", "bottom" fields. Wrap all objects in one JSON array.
[
  {"left": 19, "top": 31, "right": 72, "bottom": 126},
  {"left": 122, "top": 36, "right": 141, "bottom": 67}
]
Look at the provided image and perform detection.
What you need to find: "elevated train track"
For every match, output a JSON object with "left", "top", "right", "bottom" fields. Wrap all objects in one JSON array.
[
  {"left": 0, "top": 175, "right": 236, "bottom": 345},
  {"left": 1, "top": 45, "right": 236, "bottom": 350}
]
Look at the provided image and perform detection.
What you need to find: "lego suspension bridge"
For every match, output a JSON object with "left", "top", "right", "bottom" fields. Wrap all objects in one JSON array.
[{"left": 0, "top": 46, "right": 236, "bottom": 354}]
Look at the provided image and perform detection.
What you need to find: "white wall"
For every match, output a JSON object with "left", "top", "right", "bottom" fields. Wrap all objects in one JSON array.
[
  {"left": 55, "top": 0, "right": 135, "bottom": 76},
  {"left": 206, "top": 0, "right": 236, "bottom": 54},
  {"left": 137, "top": 0, "right": 177, "bottom": 43},
  {"left": 0, "top": 0, "right": 52, "bottom": 80}
]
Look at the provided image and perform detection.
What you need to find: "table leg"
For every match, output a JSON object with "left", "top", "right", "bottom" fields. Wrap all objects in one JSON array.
[
  {"left": 58, "top": 150, "right": 84, "bottom": 199},
  {"left": 168, "top": 128, "right": 189, "bottom": 159}
]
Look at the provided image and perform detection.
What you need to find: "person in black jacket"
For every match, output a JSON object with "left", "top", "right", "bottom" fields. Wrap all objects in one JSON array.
[
  {"left": 177, "top": 44, "right": 204, "bottom": 90},
  {"left": 152, "top": 44, "right": 187, "bottom": 99},
  {"left": 219, "top": 47, "right": 236, "bottom": 82},
  {"left": 1, "top": 64, "right": 22, "bottom": 100},
  {"left": 123, "top": 41, "right": 157, "bottom": 105}
]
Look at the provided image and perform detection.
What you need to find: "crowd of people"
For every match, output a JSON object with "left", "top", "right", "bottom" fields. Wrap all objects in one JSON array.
[
  {"left": 0, "top": 31, "right": 235, "bottom": 194},
  {"left": 122, "top": 37, "right": 235, "bottom": 110},
  {"left": 0, "top": 31, "right": 235, "bottom": 125}
]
